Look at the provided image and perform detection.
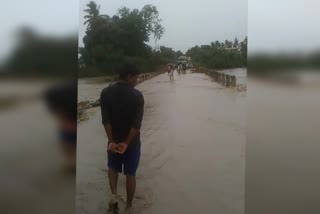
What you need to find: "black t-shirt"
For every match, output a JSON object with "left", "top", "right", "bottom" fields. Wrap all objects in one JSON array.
[{"left": 100, "top": 82, "right": 144, "bottom": 145}]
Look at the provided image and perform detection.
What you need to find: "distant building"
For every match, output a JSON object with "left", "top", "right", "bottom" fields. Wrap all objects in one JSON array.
[{"left": 223, "top": 46, "right": 242, "bottom": 54}]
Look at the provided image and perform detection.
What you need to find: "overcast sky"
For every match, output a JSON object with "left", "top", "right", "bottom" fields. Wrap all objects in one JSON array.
[
  {"left": 1, "top": 0, "right": 319, "bottom": 61},
  {"left": 79, "top": 0, "right": 248, "bottom": 53},
  {"left": 249, "top": 0, "right": 320, "bottom": 54},
  {"left": 0, "top": 0, "right": 78, "bottom": 62}
]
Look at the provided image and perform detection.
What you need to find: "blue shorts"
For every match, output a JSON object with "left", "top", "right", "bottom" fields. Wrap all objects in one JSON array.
[{"left": 107, "top": 143, "right": 141, "bottom": 176}]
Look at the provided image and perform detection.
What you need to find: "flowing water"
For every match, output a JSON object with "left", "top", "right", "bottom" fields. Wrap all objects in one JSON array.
[{"left": 76, "top": 69, "right": 246, "bottom": 214}]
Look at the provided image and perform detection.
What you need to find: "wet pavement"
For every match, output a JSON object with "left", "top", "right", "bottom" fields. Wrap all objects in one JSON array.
[{"left": 76, "top": 69, "right": 246, "bottom": 214}]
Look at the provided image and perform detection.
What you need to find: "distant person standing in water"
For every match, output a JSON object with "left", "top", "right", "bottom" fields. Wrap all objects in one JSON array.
[
  {"left": 167, "top": 64, "right": 171, "bottom": 76},
  {"left": 178, "top": 64, "right": 182, "bottom": 74},
  {"left": 100, "top": 64, "right": 144, "bottom": 214},
  {"left": 167, "top": 64, "right": 174, "bottom": 79}
]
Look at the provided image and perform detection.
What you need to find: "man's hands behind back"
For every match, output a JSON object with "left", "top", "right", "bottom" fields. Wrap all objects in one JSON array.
[
  {"left": 107, "top": 142, "right": 128, "bottom": 154},
  {"left": 108, "top": 142, "right": 118, "bottom": 153}
]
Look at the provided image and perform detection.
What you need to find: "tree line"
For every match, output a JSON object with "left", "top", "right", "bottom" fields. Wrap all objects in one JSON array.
[
  {"left": 249, "top": 52, "right": 320, "bottom": 75},
  {"left": 79, "top": 1, "right": 174, "bottom": 77},
  {"left": 79, "top": 1, "right": 248, "bottom": 76},
  {"left": 186, "top": 37, "right": 247, "bottom": 69},
  {"left": 0, "top": 1, "right": 249, "bottom": 78},
  {"left": 1, "top": 27, "right": 77, "bottom": 78}
]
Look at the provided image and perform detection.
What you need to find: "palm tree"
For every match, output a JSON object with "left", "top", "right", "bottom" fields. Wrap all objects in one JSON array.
[
  {"left": 234, "top": 37, "right": 239, "bottom": 48},
  {"left": 83, "top": 1, "right": 108, "bottom": 29},
  {"left": 215, "top": 40, "right": 221, "bottom": 49},
  {"left": 225, "top": 40, "right": 230, "bottom": 48},
  {"left": 244, "top": 36, "right": 248, "bottom": 44}
]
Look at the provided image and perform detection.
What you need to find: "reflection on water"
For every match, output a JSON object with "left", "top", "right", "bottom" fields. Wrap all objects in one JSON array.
[{"left": 77, "top": 70, "right": 246, "bottom": 214}]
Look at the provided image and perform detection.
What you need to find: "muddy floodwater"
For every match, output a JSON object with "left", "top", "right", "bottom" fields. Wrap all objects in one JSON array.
[
  {"left": 0, "top": 80, "right": 75, "bottom": 214},
  {"left": 76, "top": 69, "right": 246, "bottom": 214}
]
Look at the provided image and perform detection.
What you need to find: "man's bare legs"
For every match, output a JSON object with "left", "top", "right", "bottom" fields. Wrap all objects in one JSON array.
[
  {"left": 126, "top": 175, "right": 136, "bottom": 209},
  {"left": 108, "top": 169, "right": 118, "bottom": 195},
  {"left": 108, "top": 171, "right": 136, "bottom": 211}
]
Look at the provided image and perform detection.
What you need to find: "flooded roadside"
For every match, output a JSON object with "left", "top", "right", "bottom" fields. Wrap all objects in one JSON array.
[
  {"left": 218, "top": 67, "right": 247, "bottom": 85},
  {"left": 77, "top": 72, "right": 162, "bottom": 123},
  {"left": 0, "top": 80, "right": 76, "bottom": 214},
  {"left": 76, "top": 69, "right": 246, "bottom": 214},
  {"left": 246, "top": 75, "right": 320, "bottom": 214},
  {"left": 78, "top": 77, "right": 114, "bottom": 103}
]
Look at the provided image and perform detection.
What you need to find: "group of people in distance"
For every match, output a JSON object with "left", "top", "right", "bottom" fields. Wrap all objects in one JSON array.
[{"left": 167, "top": 63, "right": 186, "bottom": 80}]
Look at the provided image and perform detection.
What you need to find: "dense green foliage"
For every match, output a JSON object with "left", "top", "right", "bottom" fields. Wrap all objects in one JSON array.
[
  {"left": 249, "top": 53, "right": 320, "bottom": 73},
  {"left": 186, "top": 37, "right": 247, "bottom": 69},
  {"left": 79, "top": 1, "right": 249, "bottom": 76},
  {"left": 1, "top": 1, "right": 249, "bottom": 78},
  {"left": 79, "top": 2, "right": 175, "bottom": 76},
  {"left": 2, "top": 27, "right": 78, "bottom": 77}
]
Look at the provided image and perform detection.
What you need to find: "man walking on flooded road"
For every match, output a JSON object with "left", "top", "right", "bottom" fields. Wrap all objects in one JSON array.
[
  {"left": 100, "top": 64, "right": 144, "bottom": 214},
  {"left": 167, "top": 64, "right": 174, "bottom": 80}
]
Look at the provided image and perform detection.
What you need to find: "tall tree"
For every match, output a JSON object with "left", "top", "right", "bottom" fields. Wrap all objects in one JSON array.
[
  {"left": 83, "top": 1, "right": 109, "bottom": 29},
  {"left": 234, "top": 37, "right": 239, "bottom": 47},
  {"left": 176, "top": 50, "right": 184, "bottom": 57},
  {"left": 140, "top": 5, "right": 164, "bottom": 43},
  {"left": 215, "top": 40, "right": 221, "bottom": 49},
  {"left": 241, "top": 37, "right": 247, "bottom": 60},
  {"left": 80, "top": 3, "right": 165, "bottom": 74},
  {"left": 159, "top": 46, "right": 175, "bottom": 59},
  {"left": 224, "top": 40, "right": 232, "bottom": 48},
  {"left": 5, "top": 27, "right": 77, "bottom": 76}
]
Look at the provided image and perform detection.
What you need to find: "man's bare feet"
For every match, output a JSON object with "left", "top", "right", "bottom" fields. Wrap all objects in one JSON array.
[
  {"left": 122, "top": 206, "right": 134, "bottom": 214},
  {"left": 107, "top": 194, "right": 119, "bottom": 214}
]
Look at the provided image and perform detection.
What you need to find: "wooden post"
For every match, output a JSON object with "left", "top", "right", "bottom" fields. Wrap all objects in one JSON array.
[
  {"left": 231, "top": 76, "right": 236, "bottom": 87},
  {"left": 213, "top": 71, "right": 217, "bottom": 80},
  {"left": 222, "top": 73, "right": 226, "bottom": 86},
  {"left": 226, "top": 75, "right": 230, "bottom": 87}
]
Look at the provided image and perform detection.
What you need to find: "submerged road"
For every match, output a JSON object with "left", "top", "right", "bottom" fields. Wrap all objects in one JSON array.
[{"left": 77, "top": 70, "right": 246, "bottom": 214}]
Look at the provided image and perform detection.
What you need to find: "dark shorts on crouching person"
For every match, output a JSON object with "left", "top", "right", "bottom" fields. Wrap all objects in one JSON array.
[{"left": 107, "top": 142, "right": 141, "bottom": 176}]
